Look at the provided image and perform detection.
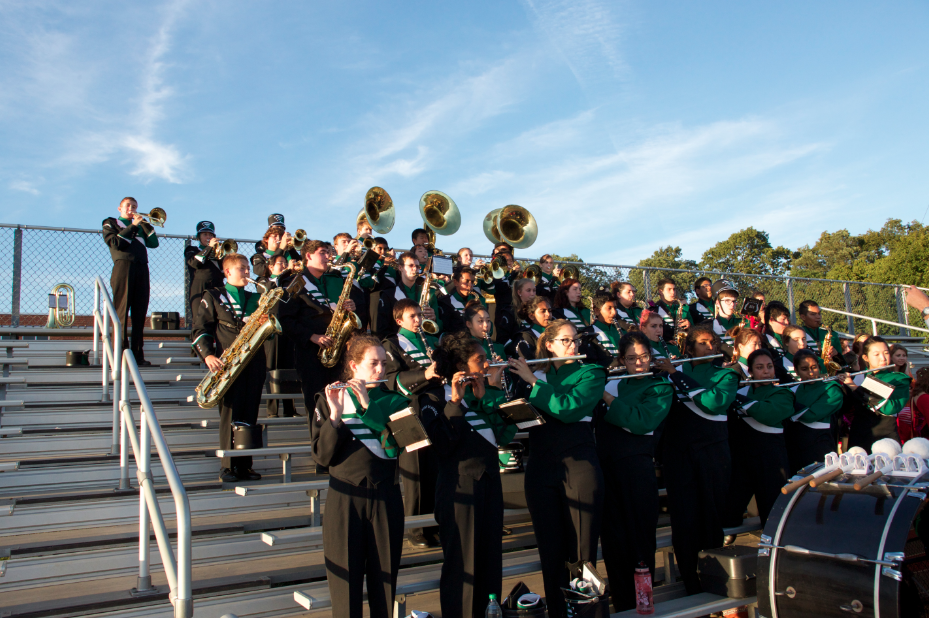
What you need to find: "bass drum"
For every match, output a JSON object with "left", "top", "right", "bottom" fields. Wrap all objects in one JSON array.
[{"left": 757, "top": 466, "right": 929, "bottom": 618}]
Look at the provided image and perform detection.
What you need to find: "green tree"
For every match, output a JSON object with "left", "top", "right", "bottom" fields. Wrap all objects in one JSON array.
[
  {"left": 629, "top": 246, "right": 698, "bottom": 302},
  {"left": 699, "top": 227, "right": 794, "bottom": 276}
]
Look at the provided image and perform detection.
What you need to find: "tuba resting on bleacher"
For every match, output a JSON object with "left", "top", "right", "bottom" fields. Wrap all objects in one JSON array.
[
  {"left": 46, "top": 283, "right": 75, "bottom": 328},
  {"left": 195, "top": 287, "right": 284, "bottom": 408}
]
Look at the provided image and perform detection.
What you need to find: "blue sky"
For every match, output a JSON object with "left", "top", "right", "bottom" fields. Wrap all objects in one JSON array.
[{"left": 1, "top": 1, "right": 927, "bottom": 264}]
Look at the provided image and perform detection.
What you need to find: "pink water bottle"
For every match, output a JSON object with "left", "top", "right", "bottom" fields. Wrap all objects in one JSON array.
[{"left": 634, "top": 562, "right": 654, "bottom": 615}]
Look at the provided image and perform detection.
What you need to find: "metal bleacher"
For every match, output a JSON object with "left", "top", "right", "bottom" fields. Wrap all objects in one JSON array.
[{"left": 0, "top": 281, "right": 777, "bottom": 618}]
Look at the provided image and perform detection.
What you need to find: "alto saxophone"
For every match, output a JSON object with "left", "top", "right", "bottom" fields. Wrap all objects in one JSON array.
[
  {"left": 484, "top": 330, "right": 509, "bottom": 397},
  {"left": 319, "top": 262, "right": 363, "bottom": 368},
  {"left": 195, "top": 287, "right": 284, "bottom": 409},
  {"left": 419, "top": 256, "right": 439, "bottom": 335},
  {"left": 674, "top": 301, "right": 688, "bottom": 350},
  {"left": 821, "top": 325, "right": 842, "bottom": 376}
]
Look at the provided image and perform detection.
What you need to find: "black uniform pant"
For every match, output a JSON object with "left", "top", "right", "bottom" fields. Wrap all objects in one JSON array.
[
  {"left": 111, "top": 260, "right": 149, "bottom": 362},
  {"left": 264, "top": 338, "right": 297, "bottom": 418},
  {"left": 662, "top": 423, "right": 730, "bottom": 595},
  {"left": 324, "top": 476, "right": 404, "bottom": 618},
  {"left": 725, "top": 419, "right": 789, "bottom": 530},
  {"left": 399, "top": 446, "right": 440, "bottom": 539},
  {"left": 435, "top": 470, "right": 503, "bottom": 618},
  {"left": 599, "top": 450, "right": 658, "bottom": 612},
  {"left": 524, "top": 445, "right": 604, "bottom": 618},
  {"left": 784, "top": 421, "right": 833, "bottom": 474},
  {"left": 296, "top": 353, "right": 338, "bottom": 407},
  {"left": 849, "top": 411, "right": 899, "bottom": 451},
  {"left": 218, "top": 350, "right": 265, "bottom": 470}
]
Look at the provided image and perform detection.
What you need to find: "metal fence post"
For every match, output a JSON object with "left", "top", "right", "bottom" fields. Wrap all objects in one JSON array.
[
  {"left": 11, "top": 226, "right": 22, "bottom": 327},
  {"left": 842, "top": 282, "right": 855, "bottom": 335},
  {"left": 895, "top": 286, "right": 909, "bottom": 337},
  {"left": 643, "top": 270, "right": 651, "bottom": 301},
  {"left": 786, "top": 278, "right": 796, "bottom": 323},
  {"left": 183, "top": 237, "right": 191, "bottom": 328}
]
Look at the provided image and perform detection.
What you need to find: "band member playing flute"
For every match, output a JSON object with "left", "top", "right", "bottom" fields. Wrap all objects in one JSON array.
[
  {"left": 611, "top": 281, "right": 642, "bottom": 329},
  {"left": 504, "top": 295, "right": 552, "bottom": 361},
  {"left": 552, "top": 278, "right": 590, "bottom": 328},
  {"left": 844, "top": 336, "right": 912, "bottom": 449},
  {"left": 311, "top": 334, "right": 411, "bottom": 618},
  {"left": 725, "top": 348, "right": 795, "bottom": 529},
  {"left": 507, "top": 320, "right": 606, "bottom": 618},
  {"left": 783, "top": 348, "right": 843, "bottom": 473},
  {"left": 430, "top": 331, "right": 516, "bottom": 618},
  {"left": 660, "top": 325, "right": 738, "bottom": 595},
  {"left": 597, "top": 331, "right": 673, "bottom": 612}
]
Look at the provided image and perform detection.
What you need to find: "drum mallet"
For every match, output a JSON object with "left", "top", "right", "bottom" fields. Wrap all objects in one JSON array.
[
  {"left": 782, "top": 452, "right": 840, "bottom": 494},
  {"left": 810, "top": 453, "right": 859, "bottom": 488},
  {"left": 853, "top": 454, "right": 894, "bottom": 491}
]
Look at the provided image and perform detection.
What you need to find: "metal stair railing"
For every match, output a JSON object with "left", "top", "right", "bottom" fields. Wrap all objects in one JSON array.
[
  {"left": 819, "top": 306, "right": 929, "bottom": 338},
  {"left": 92, "top": 276, "right": 122, "bottom": 455},
  {"left": 119, "top": 348, "right": 193, "bottom": 618}
]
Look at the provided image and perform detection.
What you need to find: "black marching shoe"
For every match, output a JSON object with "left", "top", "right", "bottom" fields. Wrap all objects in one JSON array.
[
  {"left": 137, "top": 359, "right": 152, "bottom": 367},
  {"left": 219, "top": 468, "right": 238, "bottom": 483},
  {"left": 236, "top": 468, "right": 262, "bottom": 481},
  {"left": 407, "top": 533, "right": 430, "bottom": 548}
]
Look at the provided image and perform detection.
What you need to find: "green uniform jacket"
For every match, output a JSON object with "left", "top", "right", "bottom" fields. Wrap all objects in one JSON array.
[
  {"left": 681, "top": 363, "right": 740, "bottom": 417},
  {"left": 738, "top": 383, "right": 796, "bottom": 430},
  {"left": 529, "top": 362, "right": 607, "bottom": 423},
  {"left": 605, "top": 375, "right": 673, "bottom": 435},
  {"left": 650, "top": 339, "right": 680, "bottom": 360},
  {"left": 792, "top": 380, "right": 844, "bottom": 426},
  {"left": 864, "top": 370, "right": 912, "bottom": 417},
  {"left": 345, "top": 387, "right": 408, "bottom": 458},
  {"left": 463, "top": 386, "right": 518, "bottom": 447}
]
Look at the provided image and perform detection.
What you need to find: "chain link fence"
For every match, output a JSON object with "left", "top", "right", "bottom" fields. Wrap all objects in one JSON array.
[
  {"left": 0, "top": 224, "right": 923, "bottom": 338},
  {"left": 0, "top": 224, "right": 260, "bottom": 328}
]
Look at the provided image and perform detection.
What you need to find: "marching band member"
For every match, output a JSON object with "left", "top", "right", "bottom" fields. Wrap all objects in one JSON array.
[
  {"left": 597, "top": 331, "right": 673, "bottom": 612},
  {"left": 612, "top": 281, "right": 642, "bottom": 328},
  {"left": 762, "top": 301, "right": 791, "bottom": 359},
  {"left": 465, "top": 303, "right": 506, "bottom": 362},
  {"left": 641, "top": 309, "right": 680, "bottom": 360},
  {"left": 783, "top": 348, "right": 843, "bottom": 473},
  {"left": 259, "top": 252, "right": 298, "bottom": 418},
  {"left": 278, "top": 240, "right": 357, "bottom": 401},
  {"left": 192, "top": 253, "right": 265, "bottom": 483},
  {"left": 456, "top": 247, "right": 475, "bottom": 269},
  {"left": 796, "top": 300, "right": 826, "bottom": 354},
  {"left": 448, "top": 267, "right": 485, "bottom": 314},
  {"left": 184, "top": 220, "right": 224, "bottom": 319},
  {"left": 709, "top": 280, "right": 741, "bottom": 340},
  {"left": 102, "top": 196, "right": 158, "bottom": 366},
  {"left": 251, "top": 214, "right": 299, "bottom": 279},
  {"left": 725, "top": 348, "right": 795, "bottom": 529},
  {"left": 504, "top": 295, "right": 552, "bottom": 360},
  {"left": 660, "top": 325, "right": 738, "bottom": 595},
  {"left": 654, "top": 278, "right": 693, "bottom": 336},
  {"left": 552, "top": 278, "right": 589, "bottom": 328},
  {"left": 431, "top": 331, "right": 516, "bottom": 618},
  {"left": 376, "top": 252, "right": 442, "bottom": 339},
  {"left": 535, "top": 254, "right": 561, "bottom": 298},
  {"left": 495, "top": 277, "right": 536, "bottom": 345},
  {"left": 747, "top": 289, "right": 766, "bottom": 331},
  {"left": 412, "top": 228, "right": 430, "bottom": 249},
  {"left": 311, "top": 334, "right": 410, "bottom": 618},
  {"left": 781, "top": 324, "right": 819, "bottom": 379},
  {"left": 844, "top": 336, "right": 912, "bottom": 448},
  {"left": 507, "top": 319, "right": 607, "bottom": 618},
  {"left": 729, "top": 326, "right": 763, "bottom": 377},
  {"left": 590, "top": 294, "right": 621, "bottom": 362},
  {"left": 382, "top": 298, "right": 442, "bottom": 548},
  {"left": 332, "top": 232, "right": 375, "bottom": 330},
  {"left": 689, "top": 277, "right": 714, "bottom": 325}
]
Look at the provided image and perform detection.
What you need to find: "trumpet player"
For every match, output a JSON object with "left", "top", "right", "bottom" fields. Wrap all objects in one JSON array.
[
  {"left": 376, "top": 253, "right": 442, "bottom": 339},
  {"left": 535, "top": 254, "right": 561, "bottom": 298},
  {"left": 654, "top": 278, "right": 692, "bottom": 340},
  {"left": 191, "top": 253, "right": 267, "bottom": 483},
  {"left": 185, "top": 221, "right": 225, "bottom": 320},
  {"left": 251, "top": 214, "right": 299, "bottom": 279},
  {"left": 102, "top": 196, "right": 159, "bottom": 366}
]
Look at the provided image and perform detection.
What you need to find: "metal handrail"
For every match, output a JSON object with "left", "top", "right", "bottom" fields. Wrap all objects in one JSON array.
[
  {"left": 0, "top": 222, "right": 260, "bottom": 244},
  {"left": 819, "top": 306, "right": 929, "bottom": 336},
  {"left": 93, "top": 277, "right": 122, "bottom": 456},
  {"left": 120, "top": 349, "right": 192, "bottom": 617}
]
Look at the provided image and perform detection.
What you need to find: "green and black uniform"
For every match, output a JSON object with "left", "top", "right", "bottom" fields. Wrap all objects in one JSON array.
[
  {"left": 726, "top": 383, "right": 795, "bottom": 528},
  {"left": 311, "top": 386, "right": 410, "bottom": 618},
  {"left": 662, "top": 361, "right": 738, "bottom": 595},
  {"left": 710, "top": 314, "right": 741, "bottom": 343},
  {"left": 689, "top": 298, "right": 714, "bottom": 325},
  {"left": 555, "top": 303, "right": 590, "bottom": 329},
  {"left": 597, "top": 374, "right": 673, "bottom": 612},
  {"left": 649, "top": 338, "right": 680, "bottom": 361},
  {"left": 524, "top": 361, "right": 607, "bottom": 618},
  {"left": 614, "top": 302, "right": 642, "bottom": 330},
  {"left": 848, "top": 369, "right": 912, "bottom": 449},
  {"left": 432, "top": 385, "right": 516, "bottom": 618},
  {"left": 376, "top": 277, "right": 443, "bottom": 339},
  {"left": 784, "top": 380, "right": 843, "bottom": 473}
]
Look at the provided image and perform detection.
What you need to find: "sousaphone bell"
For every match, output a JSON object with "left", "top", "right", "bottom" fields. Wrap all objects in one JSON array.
[{"left": 363, "top": 187, "right": 396, "bottom": 234}]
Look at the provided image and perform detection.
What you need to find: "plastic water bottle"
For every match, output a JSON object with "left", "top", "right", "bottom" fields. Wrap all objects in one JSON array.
[
  {"left": 634, "top": 562, "right": 654, "bottom": 615},
  {"left": 486, "top": 593, "right": 502, "bottom": 618}
]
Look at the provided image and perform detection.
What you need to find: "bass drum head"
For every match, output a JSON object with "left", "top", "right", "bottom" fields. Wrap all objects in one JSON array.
[{"left": 757, "top": 481, "right": 929, "bottom": 618}]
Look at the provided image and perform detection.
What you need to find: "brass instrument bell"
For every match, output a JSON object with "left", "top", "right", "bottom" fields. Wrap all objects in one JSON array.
[
  {"left": 364, "top": 187, "right": 395, "bottom": 234},
  {"left": 483, "top": 208, "right": 504, "bottom": 244},
  {"left": 524, "top": 264, "right": 543, "bottom": 286},
  {"left": 496, "top": 205, "right": 537, "bottom": 249},
  {"left": 292, "top": 229, "right": 307, "bottom": 252},
  {"left": 419, "top": 190, "right": 461, "bottom": 236},
  {"left": 557, "top": 264, "right": 581, "bottom": 283},
  {"left": 216, "top": 239, "right": 239, "bottom": 260},
  {"left": 137, "top": 207, "right": 167, "bottom": 227}
]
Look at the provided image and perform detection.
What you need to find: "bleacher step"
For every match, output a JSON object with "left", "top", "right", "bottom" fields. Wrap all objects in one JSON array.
[{"left": 613, "top": 592, "right": 756, "bottom": 618}]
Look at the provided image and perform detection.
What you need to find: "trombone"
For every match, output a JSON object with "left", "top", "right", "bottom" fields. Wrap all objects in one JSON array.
[{"left": 137, "top": 207, "right": 167, "bottom": 227}]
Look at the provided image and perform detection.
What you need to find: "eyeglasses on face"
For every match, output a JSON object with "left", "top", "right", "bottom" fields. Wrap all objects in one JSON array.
[
  {"left": 553, "top": 337, "right": 582, "bottom": 346},
  {"left": 623, "top": 353, "right": 651, "bottom": 363}
]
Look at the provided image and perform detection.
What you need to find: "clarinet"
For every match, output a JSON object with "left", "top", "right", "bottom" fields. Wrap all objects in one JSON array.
[
  {"left": 484, "top": 330, "right": 511, "bottom": 399},
  {"left": 418, "top": 325, "right": 434, "bottom": 360}
]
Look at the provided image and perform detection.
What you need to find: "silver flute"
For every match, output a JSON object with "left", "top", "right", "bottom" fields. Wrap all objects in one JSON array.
[
  {"left": 606, "top": 372, "right": 654, "bottom": 381},
  {"left": 488, "top": 354, "right": 586, "bottom": 368},
  {"left": 609, "top": 353, "right": 725, "bottom": 375},
  {"left": 740, "top": 378, "right": 780, "bottom": 385},
  {"left": 776, "top": 364, "right": 895, "bottom": 387},
  {"left": 325, "top": 379, "right": 388, "bottom": 391}
]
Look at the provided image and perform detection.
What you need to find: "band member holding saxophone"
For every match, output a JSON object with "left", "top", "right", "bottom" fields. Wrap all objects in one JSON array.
[
  {"left": 191, "top": 253, "right": 267, "bottom": 483},
  {"left": 278, "top": 240, "right": 357, "bottom": 404},
  {"left": 185, "top": 220, "right": 225, "bottom": 320},
  {"left": 376, "top": 252, "right": 443, "bottom": 339},
  {"left": 654, "top": 278, "right": 692, "bottom": 341},
  {"left": 102, "top": 196, "right": 158, "bottom": 366},
  {"left": 251, "top": 214, "right": 300, "bottom": 279}
]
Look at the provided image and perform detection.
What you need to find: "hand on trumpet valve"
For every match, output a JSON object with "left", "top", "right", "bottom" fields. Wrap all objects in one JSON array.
[
  {"left": 282, "top": 232, "right": 293, "bottom": 249},
  {"left": 553, "top": 266, "right": 563, "bottom": 277},
  {"left": 208, "top": 237, "right": 221, "bottom": 249}
]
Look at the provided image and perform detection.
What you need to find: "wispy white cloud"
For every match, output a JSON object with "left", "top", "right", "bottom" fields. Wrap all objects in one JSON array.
[{"left": 9, "top": 179, "right": 42, "bottom": 195}]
